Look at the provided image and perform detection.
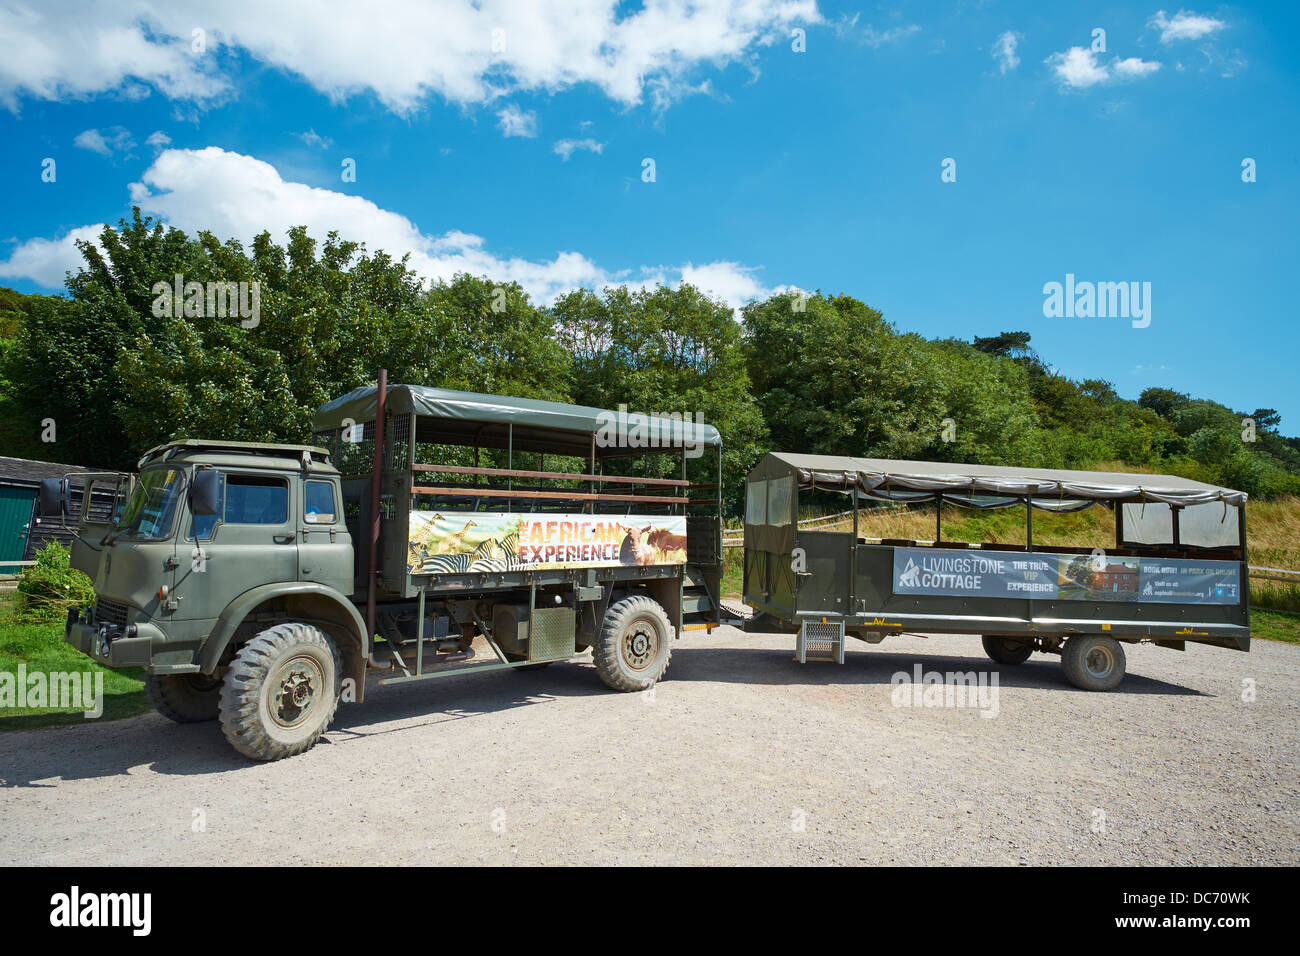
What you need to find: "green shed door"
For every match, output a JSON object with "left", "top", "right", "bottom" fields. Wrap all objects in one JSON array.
[{"left": 0, "top": 486, "right": 36, "bottom": 564}]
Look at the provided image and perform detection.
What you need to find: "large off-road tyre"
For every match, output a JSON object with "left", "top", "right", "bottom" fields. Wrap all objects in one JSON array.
[
  {"left": 1061, "top": 635, "right": 1126, "bottom": 691},
  {"left": 593, "top": 595, "right": 672, "bottom": 692},
  {"left": 981, "top": 635, "right": 1032, "bottom": 666},
  {"left": 218, "top": 623, "right": 340, "bottom": 761},
  {"left": 145, "top": 673, "right": 221, "bottom": 723}
]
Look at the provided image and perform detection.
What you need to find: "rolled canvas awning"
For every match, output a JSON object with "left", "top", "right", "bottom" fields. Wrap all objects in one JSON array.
[{"left": 764, "top": 452, "right": 1247, "bottom": 509}]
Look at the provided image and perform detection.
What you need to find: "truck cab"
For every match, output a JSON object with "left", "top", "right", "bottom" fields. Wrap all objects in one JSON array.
[{"left": 56, "top": 440, "right": 362, "bottom": 691}]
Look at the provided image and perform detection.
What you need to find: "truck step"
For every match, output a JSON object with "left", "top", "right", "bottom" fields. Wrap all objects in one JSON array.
[
  {"left": 682, "top": 592, "right": 716, "bottom": 614},
  {"left": 797, "top": 619, "right": 845, "bottom": 664}
]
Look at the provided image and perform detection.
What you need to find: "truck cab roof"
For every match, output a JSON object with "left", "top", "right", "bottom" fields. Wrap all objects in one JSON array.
[{"left": 137, "top": 439, "right": 338, "bottom": 474}]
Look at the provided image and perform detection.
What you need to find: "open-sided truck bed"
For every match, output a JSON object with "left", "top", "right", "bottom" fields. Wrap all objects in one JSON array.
[
  {"left": 311, "top": 378, "right": 726, "bottom": 688},
  {"left": 743, "top": 452, "right": 1249, "bottom": 690}
]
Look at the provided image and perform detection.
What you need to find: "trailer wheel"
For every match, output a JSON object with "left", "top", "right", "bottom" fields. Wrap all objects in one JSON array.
[
  {"left": 145, "top": 673, "right": 221, "bottom": 723},
  {"left": 218, "top": 623, "right": 341, "bottom": 761},
  {"left": 1061, "top": 635, "right": 1126, "bottom": 691},
  {"left": 981, "top": 635, "right": 1032, "bottom": 666},
  {"left": 593, "top": 595, "right": 672, "bottom": 692}
]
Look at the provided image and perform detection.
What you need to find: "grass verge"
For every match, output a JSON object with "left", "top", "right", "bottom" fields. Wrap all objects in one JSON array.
[{"left": 0, "top": 592, "right": 149, "bottom": 730}]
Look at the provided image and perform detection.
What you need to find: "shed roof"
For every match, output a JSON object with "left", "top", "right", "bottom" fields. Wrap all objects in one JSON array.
[{"left": 0, "top": 455, "right": 90, "bottom": 487}]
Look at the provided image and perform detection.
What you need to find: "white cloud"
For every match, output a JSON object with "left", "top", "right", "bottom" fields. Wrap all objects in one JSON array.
[
  {"left": 146, "top": 130, "right": 172, "bottom": 149},
  {"left": 496, "top": 104, "right": 538, "bottom": 138},
  {"left": 677, "top": 261, "right": 768, "bottom": 307},
  {"left": 0, "top": 1, "right": 821, "bottom": 115},
  {"left": 74, "top": 126, "right": 135, "bottom": 157},
  {"left": 1047, "top": 47, "right": 1161, "bottom": 89},
  {"left": 1149, "top": 9, "right": 1226, "bottom": 43},
  {"left": 1113, "top": 57, "right": 1162, "bottom": 79},
  {"left": 860, "top": 23, "right": 920, "bottom": 48},
  {"left": 993, "top": 31, "right": 1021, "bottom": 74},
  {"left": 0, "top": 224, "right": 106, "bottom": 288},
  {"left": 0, "top": 147, "right": 777, "bottom": 309},
  {"left": 553, "top": 138, "right": 605, "bottom": 160},
  {"left": 1046, "top": 48, "right": 1110, "bottom": 88},
  {"left": 296, "top": 129, "right": 333, "bottom": 149}
]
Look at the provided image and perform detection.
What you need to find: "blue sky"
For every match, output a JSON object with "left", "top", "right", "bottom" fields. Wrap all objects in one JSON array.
[{"left": 1, "top": 1, "right": 1296, "bottom": 429}]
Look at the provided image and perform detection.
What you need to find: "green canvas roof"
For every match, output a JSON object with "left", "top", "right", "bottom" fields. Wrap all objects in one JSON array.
[
  {"left": 757, "top": 451, "right": 1246, "bottom": 507},
  {"left": 314, "top": 385, "right": 722, "bottom": 459}
]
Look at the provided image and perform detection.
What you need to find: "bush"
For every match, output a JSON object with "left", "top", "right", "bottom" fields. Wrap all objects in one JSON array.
[{"left": 14, "top": 541, "right": 96, "bottom": 623}]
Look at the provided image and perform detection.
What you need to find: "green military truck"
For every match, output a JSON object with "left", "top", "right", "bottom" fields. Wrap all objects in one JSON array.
[{"left": 41, "top": 375, "right": 725, "bottom": 760}]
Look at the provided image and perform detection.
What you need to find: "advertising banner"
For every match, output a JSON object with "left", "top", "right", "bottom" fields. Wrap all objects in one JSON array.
[
  {"left": 892, "top": 547, "right": 1240, "bottom": 605},
  {"left": 408, "top": 511, "right": 687, "bottom": 574}
]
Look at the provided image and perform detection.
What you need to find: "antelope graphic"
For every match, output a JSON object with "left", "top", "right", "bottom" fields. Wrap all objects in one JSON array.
[
  {"left": 646, "top": 528, "right": 687, "bottom": 557},
  {"left": 618, "top": 524, "right": 656, "bottom": 566}
]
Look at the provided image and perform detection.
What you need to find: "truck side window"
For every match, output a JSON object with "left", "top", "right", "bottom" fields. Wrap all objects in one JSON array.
[
  {"left": 192, "top": 472, "right": 226, "bottom": 540},
  {"left": 304, "top": 480, "right": 336, "bottom": 523},
  {"left": 225, "top": 475, "right": 288, "bottom": 525}
]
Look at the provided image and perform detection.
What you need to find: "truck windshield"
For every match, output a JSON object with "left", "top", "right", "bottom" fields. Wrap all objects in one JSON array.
[{"left": 115, "top": 468, "right": 185, "bottom": 541}]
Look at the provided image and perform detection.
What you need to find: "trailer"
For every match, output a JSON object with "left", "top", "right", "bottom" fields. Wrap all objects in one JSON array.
[
  {"left": 44, "top": 374, "right": 724, "bottom": 759},
  {"left": 742, "top": 452, "right": 1250, "bottom": 689}
]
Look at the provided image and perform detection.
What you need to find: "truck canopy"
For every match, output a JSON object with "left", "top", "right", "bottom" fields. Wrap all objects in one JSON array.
[
  {"left": 314, "top": 384, "right": 722, "bottom": 459},
  {"left": 756, "top": 452, "right": 1246, "bottom": 509},
  {"left": 747, "top": 451, "right": 1246, "bottom": 557}
]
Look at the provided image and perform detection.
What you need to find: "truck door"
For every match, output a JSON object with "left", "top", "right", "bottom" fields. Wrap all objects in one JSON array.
[
  {"left": 68, "top": 472, "right": 133, "bottom": 578},
  {"left": 176, "top": 471, "right": 299, "bottom": 623},
  {"left": 297, "top": 476, "right": 353, "bottom": 595}
]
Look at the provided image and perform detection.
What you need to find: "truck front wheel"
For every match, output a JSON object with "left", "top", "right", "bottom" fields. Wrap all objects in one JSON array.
[
  {"left": 145, "top": 674, "right": 221, "bottom": 723},
  {"left": 981, "top": 635, "right": 1032, "bottom": 666},
  {"left": 1061, "top": 635, "right": 1126, "bottom": 691},
  {"left": 593, "top": 595, "right": 672, "bottom": 692},
  {"left": 219, "top": 623, "right": 341, "bottom": 761}
]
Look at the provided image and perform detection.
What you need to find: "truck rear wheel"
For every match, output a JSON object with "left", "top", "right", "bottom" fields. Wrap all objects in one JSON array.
[
  {"left": 218, "top": 623, "right": 341, "bottom": 761},
  {"left": 1061, "top": 635, "right": 1126, "bottom": 691},
  {"left": 145, "top": 674, "right": 221, "bottom": 723},
  {"left": 981, "top": 635, "right": 1032, "bottom": 666},
  {"left": 593, "top": 595, "right": 672, "bottom": 692}
]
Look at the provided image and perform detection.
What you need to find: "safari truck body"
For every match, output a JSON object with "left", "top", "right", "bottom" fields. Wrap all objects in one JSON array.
[
  {"left": 47, "top": 376, "right": 724, "bottom": 759},
  {"left": 743, "top": 453, "right": 1250, "bottom": 690}
]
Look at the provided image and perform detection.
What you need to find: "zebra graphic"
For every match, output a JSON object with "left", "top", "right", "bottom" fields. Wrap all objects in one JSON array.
[{"left": 417, "top": 552, "right": 473, "bottom": 574}]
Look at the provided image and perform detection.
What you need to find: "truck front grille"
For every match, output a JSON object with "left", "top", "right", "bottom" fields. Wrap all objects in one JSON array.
[{"left": 95, "top": 599, "right": 129, "bottom": 629}]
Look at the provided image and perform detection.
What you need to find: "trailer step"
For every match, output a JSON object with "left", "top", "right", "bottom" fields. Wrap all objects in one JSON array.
[{"left": 797, "top": 619, "right": 845, "bottom": 664}]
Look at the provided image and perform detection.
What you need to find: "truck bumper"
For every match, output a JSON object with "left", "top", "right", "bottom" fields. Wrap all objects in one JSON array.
[{"left": 65, "top": 616, "right": 198, "bottom": 674}]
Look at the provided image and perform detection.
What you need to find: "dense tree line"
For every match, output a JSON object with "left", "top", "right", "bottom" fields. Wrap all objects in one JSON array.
[{"left": 1, "top": 211, "right": 1296, "bottom": 512}]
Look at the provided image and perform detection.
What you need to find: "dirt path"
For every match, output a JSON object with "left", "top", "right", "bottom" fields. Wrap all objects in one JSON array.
[{"left": 2, "top": 629, "right": 1296, "bottom": 865}]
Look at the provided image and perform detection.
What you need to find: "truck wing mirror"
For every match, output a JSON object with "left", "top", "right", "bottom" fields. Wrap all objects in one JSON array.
[
  {"left": 37, "top": 477, "right": 69, "bottom": 517},
  {"left": 190, "top": 469, "right": 222, "bottom": 517}
]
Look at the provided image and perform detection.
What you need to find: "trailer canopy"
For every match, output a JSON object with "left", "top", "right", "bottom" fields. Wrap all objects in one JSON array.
[
  {"left": 314, "top": 384, "right": 722, "bottom": 459},
  {"left": 761, "top": 452, "right": 1247, "bottom": 509}
]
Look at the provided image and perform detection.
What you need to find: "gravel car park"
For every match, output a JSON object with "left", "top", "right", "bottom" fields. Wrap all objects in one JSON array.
[{"left": 2, "top": 625, "right": 1295, "bottom": 867}]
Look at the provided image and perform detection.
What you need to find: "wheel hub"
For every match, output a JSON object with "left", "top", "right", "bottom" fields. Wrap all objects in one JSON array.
[
  {"left": 623, "top": 623, "right": 656, "bottom": 670},
  {"left": 271, "top": 657, "right": 321, "bottom": 727},
  {"left": 1084, "top": 647, "right": 1113, "bottom": 678}
]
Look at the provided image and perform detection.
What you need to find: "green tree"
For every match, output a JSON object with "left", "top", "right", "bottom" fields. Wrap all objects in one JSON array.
[
  {"left": 553, "top": 283, "right": 767, "bottom": 512},
  {"left": 743, "top": 292, "right": 944, "bottom": 460}
]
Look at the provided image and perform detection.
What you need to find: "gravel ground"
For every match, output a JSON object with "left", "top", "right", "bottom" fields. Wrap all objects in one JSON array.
[{"left": 1, "top": 627, "right": 1296, "bottom": 866}]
